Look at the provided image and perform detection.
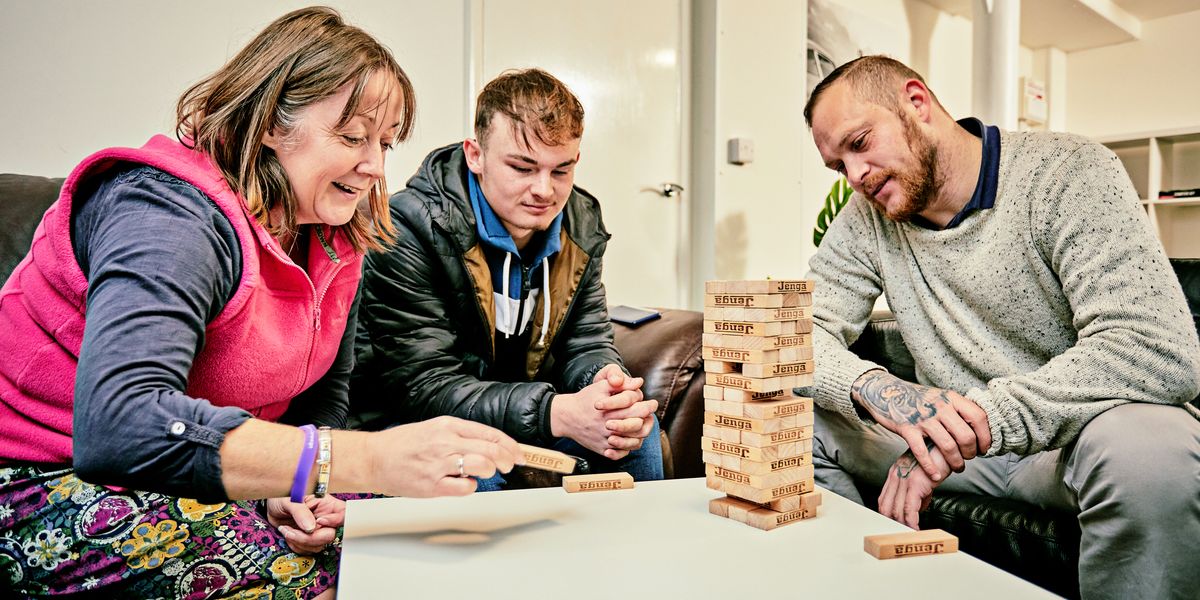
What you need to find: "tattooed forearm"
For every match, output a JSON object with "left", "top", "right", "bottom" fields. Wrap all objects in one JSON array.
[
  {"left": 895, "top": 453, "right": 918, "bottom": 479},
  {"left": 851, "top": 371, "right": 950, "bottom": 427},
  {"left": 895, "top": 440, "right": 939, "bottom": 479}
]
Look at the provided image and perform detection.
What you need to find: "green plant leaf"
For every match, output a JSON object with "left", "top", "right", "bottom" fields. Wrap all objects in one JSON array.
[{"left": 813, "top": 176, "right": 851, "bottom": 247}]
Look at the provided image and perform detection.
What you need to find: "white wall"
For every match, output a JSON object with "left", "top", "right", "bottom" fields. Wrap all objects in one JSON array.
[
  {"left": 1066, "top": 9, "right": 1200, "bottom": 138},
  {"left": 690, "top": 0, "right": 976, "bottom": 303},
  {"left": 797, "top": 0, "right": 975, "bottom": 276},
  {"left": 0, "top": 0, "right": 467, "bottom": 187}
]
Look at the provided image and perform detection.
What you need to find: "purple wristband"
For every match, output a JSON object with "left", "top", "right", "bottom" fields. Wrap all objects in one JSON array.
[{"left": 290, "top": 425, "right": 319, "bottom": 503}]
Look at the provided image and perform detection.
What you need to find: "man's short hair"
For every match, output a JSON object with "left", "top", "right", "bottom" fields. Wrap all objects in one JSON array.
[
  {"left": 474, "top": 68, "right": 584, "bottom": 149},
  {"left": 803, "top": 55, "right": 942, "bottom": 127}
]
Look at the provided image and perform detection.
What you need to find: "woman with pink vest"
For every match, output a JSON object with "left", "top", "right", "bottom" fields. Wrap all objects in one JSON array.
[{"left": 0, "top": 7, "right": 521, "bottom": 598}]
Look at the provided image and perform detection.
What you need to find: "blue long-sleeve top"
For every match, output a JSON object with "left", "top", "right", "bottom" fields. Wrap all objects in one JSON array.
[{"left": 70, "top": 165, "right": 356, "bottom": 501}]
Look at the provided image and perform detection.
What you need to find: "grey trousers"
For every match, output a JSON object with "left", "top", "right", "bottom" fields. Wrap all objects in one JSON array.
[{"left": 812, "top": 402, "right": 1200, "bottom": 600}]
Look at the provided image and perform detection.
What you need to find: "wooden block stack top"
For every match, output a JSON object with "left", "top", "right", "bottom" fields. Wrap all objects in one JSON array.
[{"left": 702, "top": 279, "right": 820, "bottom": 530}]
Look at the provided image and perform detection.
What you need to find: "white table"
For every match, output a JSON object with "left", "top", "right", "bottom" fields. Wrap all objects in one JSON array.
[{"left": 339, "top": 478, "right": 1058, "bottom": 599}]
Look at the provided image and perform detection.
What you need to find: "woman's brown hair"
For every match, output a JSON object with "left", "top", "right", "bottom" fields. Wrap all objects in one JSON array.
[{"left": 176, "top": 6, "right": 415, "bottom": 252}]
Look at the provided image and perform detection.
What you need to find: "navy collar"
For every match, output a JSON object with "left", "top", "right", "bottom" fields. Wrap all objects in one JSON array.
[{"left": 913, "top": 117, "right": 1000, "bottom": 230}]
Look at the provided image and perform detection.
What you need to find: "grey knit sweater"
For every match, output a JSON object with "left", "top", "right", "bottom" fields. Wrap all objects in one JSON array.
[{"left": 807, "top": 130, "right": 1200, "bottom": 456}]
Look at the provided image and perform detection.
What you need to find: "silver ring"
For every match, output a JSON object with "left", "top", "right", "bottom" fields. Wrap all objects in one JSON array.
[{"left": 456, "top": 456, "right": 466, "bottom": 478}]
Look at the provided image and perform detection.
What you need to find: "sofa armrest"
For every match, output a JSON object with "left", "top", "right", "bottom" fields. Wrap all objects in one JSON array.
[{"left": 612, "top": 308, "right": 705, "bottom": 479}]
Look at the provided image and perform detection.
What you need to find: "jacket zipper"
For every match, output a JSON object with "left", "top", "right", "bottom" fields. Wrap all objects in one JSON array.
[
  {"left": 273, "top": 227, "right": 345, "bottom": 396},
  {"left": 513, "top": 262, "right": 532, "bottom": 336}
]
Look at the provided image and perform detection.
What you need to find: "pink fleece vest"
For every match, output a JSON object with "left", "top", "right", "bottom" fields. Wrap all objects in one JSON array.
[{"left": 0, "top": 135, "right": 363, "bottom": 464}]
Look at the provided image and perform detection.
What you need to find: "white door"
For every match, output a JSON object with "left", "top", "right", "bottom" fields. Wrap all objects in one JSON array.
[{"left": 473, "top": 0, "right": 687, "bottom": 309}]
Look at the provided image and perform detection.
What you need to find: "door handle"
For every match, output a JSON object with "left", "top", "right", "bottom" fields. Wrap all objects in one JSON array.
[{"left": 642, "top": 182, "right": 685, "bottom": 198}]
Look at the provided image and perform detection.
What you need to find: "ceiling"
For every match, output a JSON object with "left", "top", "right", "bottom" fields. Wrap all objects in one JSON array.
[{"left": 918, "top": 0, "right": 1200, "bottom": 51}]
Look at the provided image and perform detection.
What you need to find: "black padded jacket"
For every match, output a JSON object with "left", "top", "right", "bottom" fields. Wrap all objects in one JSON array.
[{"left": 350, "top": 143, "right": 623, "bottom": 444}]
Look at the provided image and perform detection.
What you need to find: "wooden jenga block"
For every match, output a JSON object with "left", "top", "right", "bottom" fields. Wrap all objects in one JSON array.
[
  {"left": 708, "top": 495, "right": 739, "bottom": 517},
  {"left": 721, "top": 378, "right": 813, "bottom": 401},
  {"left": 705, "top": 411, "right": 786, "bottom": 433},
  {"left": 740, "top": 360, "right": 814, "bottom": 378},
  {"left": 864, "top": 529, "right": 959, "bottom": 559},
  {"left": 703, "top": 449, "right": 813, "bottom": 474},
  {"left": 721, "top": 388, "right": 788, "bottom": 402},
  {"left": 518, "top": 443, "right": 577, "bottom": 474},
  {"left": 703, "top": 345, "right": 813, "bottom": 364},
  {"left": 702, "top": 423, "right": 743, "bottom": 443},
  {"left": 704, "top": 280, "right": 815, "bottom": 295},
  {"left": 706, "top": 473, "right": 816, "bottom": 504},
  {"left": 702, "top": 360, "right": 739, "bottom": 374},
  {"left": 704, "top": 293, "right": 810, "bottom": 309},
  {"left": 744, "top": 395, "right": 812, "bottom": 419},
  {"left": 738, "top": 425, "right": 813, "bottom": 447},
  {"left": 562, "top": 472, "right": 634, "bottom": 493},
  {"left": 703, "top": 333, "right": 812, "bottom": 351},
  {"left": 702, "top": 437, "right": 810, "bottom": 462},
  {"left": 702, "top": 384, "right": 725, "bottom": 400},
  {"left": 706, "top": 463, "right": 814, "bottom": 489},
  {"left": 706, "top": 410, "right": 814, "bottom": 432},
  {"left": 766, "top": 491, "right": 822, "bottom": 513},
  {"left": 704, "top": 306, "right": 812, "bottom": 323},
  {"left": 704, "top": 319, "right": 799, "bottom": 337},
  {"left": 708, "top": 372, "right": 798, "bottom": 393}
]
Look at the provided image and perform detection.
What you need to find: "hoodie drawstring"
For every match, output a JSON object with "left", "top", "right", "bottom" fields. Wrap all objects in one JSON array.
[
  {"left": 501, "top": 252, "right": 513, "bottom": 339},
  {"left": 538, "top": 259, "right": 550, "bottom": 347}
]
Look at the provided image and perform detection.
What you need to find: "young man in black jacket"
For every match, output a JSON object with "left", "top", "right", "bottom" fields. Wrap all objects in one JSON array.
[{"left": 351, "top": 69, "right": 663, "bottom": 488}]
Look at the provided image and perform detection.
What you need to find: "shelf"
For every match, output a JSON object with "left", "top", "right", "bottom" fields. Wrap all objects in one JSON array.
[
  {"left": 1154, "top": 197, "right": 1200, "bottom": 207},
  {"left": 1095, "top": 126, "right": 1200, "bottom": 146},
  {"left": 1102, "top": 126, "right": 1200, "bottom": 258}
]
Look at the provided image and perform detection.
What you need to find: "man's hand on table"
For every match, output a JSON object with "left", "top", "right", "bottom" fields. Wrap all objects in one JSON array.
[
  {"left": 550, "top": 365, "right": 657, "bottom": 460},
  {"left": 878, "top": 445, "right": 951, "bottom": 529}
]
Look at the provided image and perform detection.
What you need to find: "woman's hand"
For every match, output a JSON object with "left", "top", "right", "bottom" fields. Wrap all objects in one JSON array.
[
  {"left": 266, "top": 495, "right": 345, "bottom": 555},
  {"left": 368, "top": 416, "right": 523, "bottom": 498}
]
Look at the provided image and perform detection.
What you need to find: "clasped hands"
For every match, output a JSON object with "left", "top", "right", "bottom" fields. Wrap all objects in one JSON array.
[
  {"left": 551, "top": 363, "right": 658, "bottom": 460},
  {"left": 851, "top": 370, "right": 992, "bottom": 528}
]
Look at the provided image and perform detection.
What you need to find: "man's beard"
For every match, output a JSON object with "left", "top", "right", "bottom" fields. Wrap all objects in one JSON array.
[{"left": 865, "top": 112, "right": 940, "bottom": 223}]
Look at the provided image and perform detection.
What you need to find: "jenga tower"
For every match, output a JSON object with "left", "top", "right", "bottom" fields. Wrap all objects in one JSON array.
[{"left": 701, "top": 279, "right": 821, "bottom": 530}]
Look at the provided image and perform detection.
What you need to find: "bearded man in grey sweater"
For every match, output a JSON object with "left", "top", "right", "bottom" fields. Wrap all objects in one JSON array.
[{"left": 803, "top": 55, "right": 1200, "bottom": 599}]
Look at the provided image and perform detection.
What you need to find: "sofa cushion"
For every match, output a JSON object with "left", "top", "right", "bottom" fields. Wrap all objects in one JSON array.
[
  {"left": 612, "top": 308, "right": 705, "bottom": 478},
  {"left": 0, "top": 174, "right": 63, "bottom": 281}
]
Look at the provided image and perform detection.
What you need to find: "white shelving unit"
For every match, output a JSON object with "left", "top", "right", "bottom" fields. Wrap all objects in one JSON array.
[{"left": 1098, "top": 126, "right": 1200, "bottom": 258}]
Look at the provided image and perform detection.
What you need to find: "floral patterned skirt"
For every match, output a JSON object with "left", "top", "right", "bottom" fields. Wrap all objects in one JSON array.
[{"left": 0, "top": 464, "right": 337, "bottom": 599}]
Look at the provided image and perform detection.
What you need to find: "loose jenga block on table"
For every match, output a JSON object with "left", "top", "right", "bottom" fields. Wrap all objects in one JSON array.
[
  {"left": 703, "top": 345, "right": 813, "bottom": 364},
  {"left": 702, "top": 436, "right": 810, "bottom": 462},
  {"left": 706, "top": 473, "right": 816, "bottom": 504},
  {"left": 705, "top": 463, "right": 814, "bottom": 489},
  {"left": 864, "top": 529, "right": 959, "bottom": 559},
  {"left": 739, "top": 360, "right": 814, "bottom": 378},
  {"left": 704, "top": 410, "right": 814, "bottom": 433},
  {"left": 518, "top": 443, "right": 577, "bottom": 474},
  {"left": 704, "top": 319, "right": 800, "bottom": 337},
  {"left": 704, "top": 305, "right": 812, "bottom": 323},
  {"left": 703, "top": 333, "right": 812, "bottom": 352},
  {"left": 704, "top": 293, "right": 810, "bottom": 309},
  {"left": 703, "top": 450, "right": 813, "bottom": 474},
  {"left": 562, "top": 472, "right": 634, "bottom": 493},
  {"left": 704, "top": 280, "right": 815, "bottom": 295}
]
